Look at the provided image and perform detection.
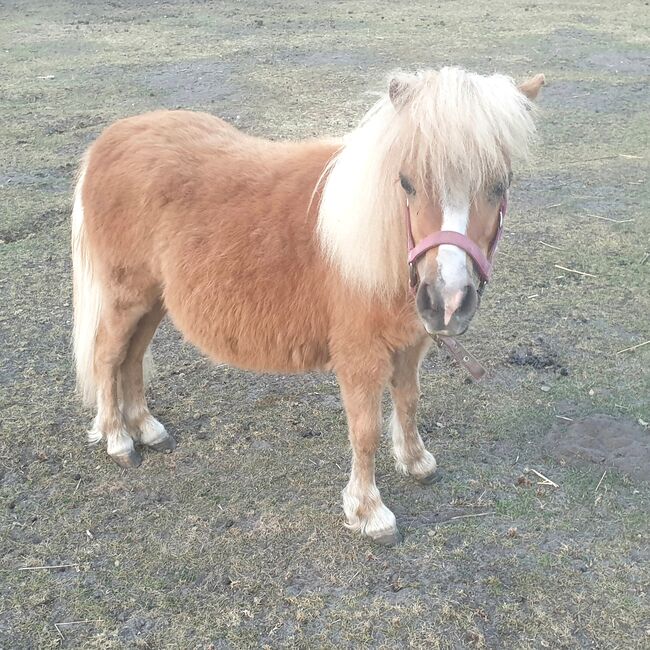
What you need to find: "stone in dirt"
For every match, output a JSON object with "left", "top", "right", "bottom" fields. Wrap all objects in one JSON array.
[{"left": 544, "top": 414, "right": 649, "bottom": 481}]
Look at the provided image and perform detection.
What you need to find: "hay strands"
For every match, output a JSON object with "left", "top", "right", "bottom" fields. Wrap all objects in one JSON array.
[{"left": 525, "top": 467, "right": 559, "bottom": 488}]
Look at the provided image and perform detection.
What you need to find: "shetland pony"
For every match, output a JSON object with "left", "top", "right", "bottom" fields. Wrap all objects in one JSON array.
[{"left": 72, "top": 68, "right": 544, "bottom": 544}]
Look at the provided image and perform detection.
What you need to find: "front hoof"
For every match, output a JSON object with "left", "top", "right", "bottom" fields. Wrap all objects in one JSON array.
[
  {"left": 148, "top": 435, "right": 177, "bottom": 453},
  {"left": 369, "top": 529, "right": 403, "bottom": 546},
  {"left": 111, "top": 448, "right": 142, "bottom": 469},
  {"left": 361, "top": 504, "right": 400, "bottom": 545},
  {"left": 415, "top": 469, "right": 442, "bottom": 485}
]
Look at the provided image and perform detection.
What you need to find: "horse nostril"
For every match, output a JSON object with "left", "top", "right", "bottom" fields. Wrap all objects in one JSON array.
[
  {"left": 457, "top": 284, "right": 477, "bottom": 317},
  {"left": 416, "top": 282, "right": 432, "bottom": 314},
  {"left": 416, "top": 281, "right": 445, "bottom": 316}
]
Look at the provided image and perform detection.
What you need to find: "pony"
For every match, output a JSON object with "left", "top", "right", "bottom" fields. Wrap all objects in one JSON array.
[{"left": 72, "top": 67, "right": 544, "bottom": 544}]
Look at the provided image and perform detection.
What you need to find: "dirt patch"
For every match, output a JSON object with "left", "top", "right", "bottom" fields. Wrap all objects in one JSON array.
[
  {"left": 0, "top": 207, "right": 67, "bottom": 244},
  {"left": 0, "top": 164, "right": 73, "bottom": 193},
  {"left": 544, "top": 414, "right": 650, "bottom": 480},
  {"left": 277, "top": 47, "right": 385, "bottom": 69},
  {"left": 506, "top": 336, "right": 568, "bottom": 375},
  {"left": 514, "top": 168, "right": 637, "bottom": 217},
  {"left": 544, "top": 29, "right": 650, "bottom": 76}
]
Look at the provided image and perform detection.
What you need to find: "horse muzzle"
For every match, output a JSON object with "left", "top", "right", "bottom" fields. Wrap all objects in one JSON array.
[{"left": 416, "top": 280, "right": 479, "bottom": 336}]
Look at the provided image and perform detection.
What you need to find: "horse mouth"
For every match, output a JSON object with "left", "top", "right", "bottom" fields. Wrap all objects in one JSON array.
[{"left": 422, "top": 318, "right": 470, "bottom": 338}]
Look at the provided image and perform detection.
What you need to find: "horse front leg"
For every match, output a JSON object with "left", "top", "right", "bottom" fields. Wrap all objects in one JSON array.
[
  {"left": 337, "top": 372, "right": 400, "bottom": 545},
  {"left": 389, "top": 337, "right": 438, "bottom": 484}
]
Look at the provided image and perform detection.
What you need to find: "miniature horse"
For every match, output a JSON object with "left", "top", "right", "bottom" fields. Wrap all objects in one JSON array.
[{"left": 72, "top": 67, "right": 544, "bottom": 544}]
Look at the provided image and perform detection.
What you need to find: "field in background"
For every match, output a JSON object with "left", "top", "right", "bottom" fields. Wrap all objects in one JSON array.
[{"left": 1, "top": 1, "right": 648, "bottom": 647}]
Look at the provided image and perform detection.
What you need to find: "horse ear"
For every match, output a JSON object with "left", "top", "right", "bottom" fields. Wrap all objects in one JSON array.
[
  {"left": 388, "top": 75, "right": 413, "bottom": 109},
  {"left": 518, "top": 73, "right": 545, "bottom": 100}
]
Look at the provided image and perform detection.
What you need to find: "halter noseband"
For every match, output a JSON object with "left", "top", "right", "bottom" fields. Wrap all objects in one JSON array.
[{"left": 405, "top": 197, "right": 506, "bottom": 295}]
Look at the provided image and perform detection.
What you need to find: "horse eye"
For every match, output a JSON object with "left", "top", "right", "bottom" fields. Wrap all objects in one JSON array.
[
  {"left": 491, "top": 173, "right": 512, "bottom": 198},
  {"left": 399, "top": 174, "right": 416, "bottom": 195}
]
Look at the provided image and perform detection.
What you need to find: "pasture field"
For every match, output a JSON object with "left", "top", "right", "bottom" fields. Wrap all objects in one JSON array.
[{"left": 1, "top": 0, "right": 648, "bottom": 647}]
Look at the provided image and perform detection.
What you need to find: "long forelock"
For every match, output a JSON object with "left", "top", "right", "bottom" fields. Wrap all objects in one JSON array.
[
  {"left": 317, "top": 67, "right": 537, "bottom": 295},
  {"left": 401, "top": 67, "right": 536, "bottom": 202}
]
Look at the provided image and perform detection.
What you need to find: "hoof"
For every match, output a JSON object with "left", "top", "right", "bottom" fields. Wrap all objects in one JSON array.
[
  {"left": 416, "top": 470, "right": 442, "bottom": 486},
  {"left": 111, "top": 448, "right": 142, "bottom": 469},
  {"left": 147, "top": 435, "right": 177, "bottom": 453},
  {"left": 370, "top": 529, "right": 403, "bottom": 546}
]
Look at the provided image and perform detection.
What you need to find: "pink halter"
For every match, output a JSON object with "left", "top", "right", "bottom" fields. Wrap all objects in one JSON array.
[{"left": 405, "top": 197, "right": 506, "bottom": 292}]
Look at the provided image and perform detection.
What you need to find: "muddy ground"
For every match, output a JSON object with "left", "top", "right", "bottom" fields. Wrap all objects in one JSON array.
[{"left": 1, "top": 1, "right": 648, "bottom": 648}]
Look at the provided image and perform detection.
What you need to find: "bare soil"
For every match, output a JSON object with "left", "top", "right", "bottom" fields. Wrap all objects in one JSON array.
[{"left": 545, "top": 414, "right": 650, "bottom": 481}]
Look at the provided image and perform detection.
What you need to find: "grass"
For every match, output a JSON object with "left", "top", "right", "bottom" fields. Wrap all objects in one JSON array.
[{"left": 1, "top": 0, "right": 649, "bottom": 647}]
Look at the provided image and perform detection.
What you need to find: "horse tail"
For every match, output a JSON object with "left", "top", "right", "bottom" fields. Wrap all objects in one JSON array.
[{"left": 71, "top": 157, "right": 102, "bottom": 409}]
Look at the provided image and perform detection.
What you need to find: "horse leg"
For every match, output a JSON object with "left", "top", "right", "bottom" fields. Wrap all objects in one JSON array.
[
  {"left": 120, "top": 301, "right": 175, "bottom": 452},
  {"left": 338, "top": 372, "right": 400, "bottom": 545},
  {"left": 89, "top": 306, "right": 143, "bottom": 468},
  {"left": 389, "top": 338, "right": 438, "bottom": 484}
]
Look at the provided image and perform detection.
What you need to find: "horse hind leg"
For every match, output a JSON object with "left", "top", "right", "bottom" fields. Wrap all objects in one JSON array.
[
  {"left": 119, "top": 301, "right": 175, "bottom": 453},
  {"left": 90, "top": 304, "right": 146, "bottom": 468}
]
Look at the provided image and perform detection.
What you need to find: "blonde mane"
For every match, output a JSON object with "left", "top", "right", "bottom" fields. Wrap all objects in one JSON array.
[{"left": 317, "top": 67, "right": 537, "bottom": 295}]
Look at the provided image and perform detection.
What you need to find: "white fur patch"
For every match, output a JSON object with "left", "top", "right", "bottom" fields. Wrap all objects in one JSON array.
[
  {"left": 87, "top": 416, "right": 103, "bottom": 444},
  {"left": 390, "top": 410, "right": 437, "bottom": 479},
  {"left": 404, "top": 450, "right": 437, "bottom": 480},
  {"left": 438, "top": 199, "right": 471, "bottom": 292},
  {"left": 138, "top": 414, "right": 169, "bottom": 446},
  {"left": 106, "top": 429, "right": 136, "bottom": 457},
  {"left": 342, "top": 482, "right": 398, "bottom": 539},
  {"left": 89, "top": 412, "right": 135, "bottom": 456}
]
